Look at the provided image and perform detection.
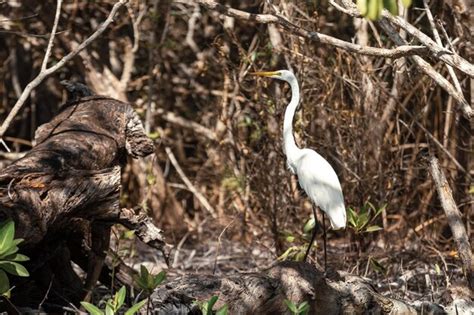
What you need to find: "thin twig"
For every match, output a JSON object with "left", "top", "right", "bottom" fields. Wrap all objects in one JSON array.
[
  {"left": 0, "top": 0, "right": 129, "bottom": 139},
  {"left": 0, "top": 138, "right": 11, "bottom": 152},
  {"left": 38, "top": 277, "right": 54, "bottom": 311},
  {"left": 213, "top": 219, "right": 235, "bottom": 275},
  {"left": 165, "top": 147, "right": 217, "bottom": 217},
  {"left": 41, "top": 0, "right": 62, "bottom": 71},
  {"left": 172, "top": 231, "right": 191, "bottom": 268}
]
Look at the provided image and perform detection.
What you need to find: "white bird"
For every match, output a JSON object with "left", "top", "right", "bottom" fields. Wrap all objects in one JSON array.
[{"left": 252, "top": 70, "right": 346, "bottom": 266}]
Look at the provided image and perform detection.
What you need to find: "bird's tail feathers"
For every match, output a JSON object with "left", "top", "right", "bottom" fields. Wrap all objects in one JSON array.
[{"left": 326, "top": 205, "right": 347, "bottom": 230}]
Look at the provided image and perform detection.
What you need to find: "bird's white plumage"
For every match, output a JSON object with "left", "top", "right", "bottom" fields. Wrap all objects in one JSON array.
[
  {"left": 253, "top": 69, "right": 347, "bottom": 230},
  {"left": 294, "top": 149, "right": 346, "bottom": 229}
]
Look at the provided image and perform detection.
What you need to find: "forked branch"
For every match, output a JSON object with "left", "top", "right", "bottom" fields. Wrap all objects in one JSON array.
[{"left": 0, "top": 0, "right": 129, "bottom": 139}]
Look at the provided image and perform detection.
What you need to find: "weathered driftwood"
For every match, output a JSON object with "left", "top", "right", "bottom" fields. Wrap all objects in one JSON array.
[
  {"left": 0, "top": 95, "right": 164, "bottom": 307},
  {"left": 149, "top": 261, "right": 469, "bottom": 315}
]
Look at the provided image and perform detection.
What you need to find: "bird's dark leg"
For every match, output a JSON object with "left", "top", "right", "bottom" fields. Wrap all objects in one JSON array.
[
  {"left": 322, "top": 212, "right": 327, "bottom": 272},
  {"left": 303, "top": 205, "right": 319, "bottom": 262}
]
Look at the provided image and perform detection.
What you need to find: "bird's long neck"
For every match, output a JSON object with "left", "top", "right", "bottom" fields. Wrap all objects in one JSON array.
[{"left": 283, "top": 78, "right": 301, "bottom": 167}]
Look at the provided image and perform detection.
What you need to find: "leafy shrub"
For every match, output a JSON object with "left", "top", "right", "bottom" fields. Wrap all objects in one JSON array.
[
  {"left": 81, "top": 286, "right": 147, "bottom": 315},
  {"left": 0, "top": 219, "right": 30, "bottom": 298}
]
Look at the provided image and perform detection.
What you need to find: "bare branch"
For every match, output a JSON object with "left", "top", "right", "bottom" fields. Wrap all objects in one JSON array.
[
  {"left": 423, "top": 0, "right": 463, "bottom": 94},
  {"left": 120, "top": 2, "right": 147, "bottom": 88},
  {"left": 175, "top": 0, "right": 428, "bottom": 59},
  {"left": 382, "top": 11, "right": 474, "bottom": 77},
  {"left": 0, "top": 0, "right": 129, "bottom": 139},
  {"left": 377, "top": 18, "right": 473, "bottom": 120},
  {"left": 41, "top": 0, "right": 62, "bottom": 71},
  {"left": 155, "top": 108, "right": 218, "bottom": 142},
  {"left": 165, "top": 147, "right": 217, "bottom": 218},
  {"left": 332, "top": 0, "right": 472, "bottom": 120},
  {"left": 429, "top": 157, "right": 474, "bottom": 290},
  {"left": 337, "top": 0, "right": 474, "bottom": 78}
]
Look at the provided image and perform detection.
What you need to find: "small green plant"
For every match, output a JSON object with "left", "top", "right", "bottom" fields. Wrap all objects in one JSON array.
[
  {"left": 368, "top": 256, "right": 386, "bottom": 274},
  {"left": 0, "top": 219, "right": 30, "bottom": 298},
  {"left": 135, "top": 265, "right": 166, "bottom": 295},
  {"left": 357, "top": 0, "right": 411, "bottom": 20},
  {"left": 278, "top": 245, "right": 307, "bottom": 262},
  {"left": 347, "top": 202, "right": 385, "bottom": 234},
  {"left": 80, "top": 286, "right": 147, "bottom": 315},
  {"left": 278, "top": 216, "right": 319, "bottom": 262},
  {"left": 284, "top": 299, "right": 310, "bottom": 315},
  {"left": 195, "top": 295, "right": 228, "bottom": 315},
  {"left": 109, "top": 229, "right": 137, "bottom": 290}
]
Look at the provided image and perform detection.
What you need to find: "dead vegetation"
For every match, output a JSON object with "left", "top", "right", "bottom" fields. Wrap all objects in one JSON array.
[{"left": 0, "top": 0, "right": 472, "bottom": 312}]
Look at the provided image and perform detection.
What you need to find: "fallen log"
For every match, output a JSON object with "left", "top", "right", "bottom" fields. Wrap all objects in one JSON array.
[{"left": 149, "top": 261, "right": 471, "bottom": 315}]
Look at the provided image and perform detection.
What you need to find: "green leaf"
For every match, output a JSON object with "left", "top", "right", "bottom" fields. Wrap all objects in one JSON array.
[
  {"left": 0, "top": 220, "right": 15, "bottom": 255},
  {"left": 115, "top": 286, "right": 126, "bottom": 310},
  {"left": 134, "top": 276, "right": 147, "bottom": 290},
  {"left": 122, "top": 230, "right": 135, "bottom": 240},
  {"left": 369, "top": 257, "right": 386, "bottom": 273},
  {"left": 153, "top": 271, "right": 166, "bottom": 287},
  {"left": 105, "top": 303, "right": 114, "bottom": 315},
  {"left": 284, "top": 299, "right": 298, "bottom": 313},
  {"left": 0, "top": 246, "right": 19, "bottom": 259},
  {"left": 147, "top": 131, "right": 160, "bottom": 140},
  {"left": 140, "top": 265, "right": 149, "bottom": 279},
  {"left": 80, "top": 302, "right": 104, "bottom": 315},
  {"left": 2, "top": 253, "right": 29, "bottom": 262},
  {"left": 372, "top": 203, "right": 386, "bottom": 219},
  {"left": 294, "top": 249, "right": 307, "bottom": 262},
  {"left": 298, "top": 301, "right": 310, "bottom": 315},
  {"left": 136, "top": 265, "right": 155, "bottom": 291},
  {"left": 286, "top": 235, "right": 295, "bottom": 243},
  {"left": 303, "top": 217, "right": 315, "bottom": 234},
  {"left": 207, "top": 296, "right": 219, "bottom": 315},
  {"left": 358, "top": 212, "right": 370, "bottom": 230},
  {"left": 197, "top": 301, "right": 208, "bottom": 314},
  {"left": 125, "top": 299, "right": 148, "bottom": 315},
  {"left": 0, "top": 261, "right": 29, "bottom": 277},
  {"left": 277, "top": 246, "right": 298, "bottom": 261},
  {"left": 383, "top": 0, "right": 398, "bottom": 16},
  {"left": 216, "top": 304, "right": 228, "bottom": 315},
  {"left": 0, "top": 239, "right": 23, "bottom": 259},
  {"left": 347, "top": 208, "right": 357, "bottom": 228},
  {"left": 365, "top": 225, "right": 383, "bottom": 233},
  {"left": 357, "top": 0, "right": 368, "bottom": 15},
  {"left": 401, "top": 0, "right": 411, "bottom": 8},
  {"left": 0, "top": 270, "right": 10, "bottom": 295},
  {"left": 367, "top": 0, "right": 383, "bottom": 20}
]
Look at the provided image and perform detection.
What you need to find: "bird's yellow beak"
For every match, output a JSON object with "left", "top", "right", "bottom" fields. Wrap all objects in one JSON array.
[{"left": 250, "top": 71, "right": 280, "bottom": 77}]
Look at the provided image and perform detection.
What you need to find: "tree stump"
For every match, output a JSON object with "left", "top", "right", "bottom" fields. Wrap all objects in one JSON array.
[{"left": 0, "top": 95, "right": 164, "bottom": 308}]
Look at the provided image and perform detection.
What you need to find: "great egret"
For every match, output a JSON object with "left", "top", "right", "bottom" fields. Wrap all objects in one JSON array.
[{"left": 252, "top": 70, "right": 346, "bottom": 267}]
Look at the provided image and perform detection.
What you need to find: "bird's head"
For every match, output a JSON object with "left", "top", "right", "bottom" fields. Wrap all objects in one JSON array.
[{"left": 251, "top": 70, "right": 296, "bottom": 83}]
